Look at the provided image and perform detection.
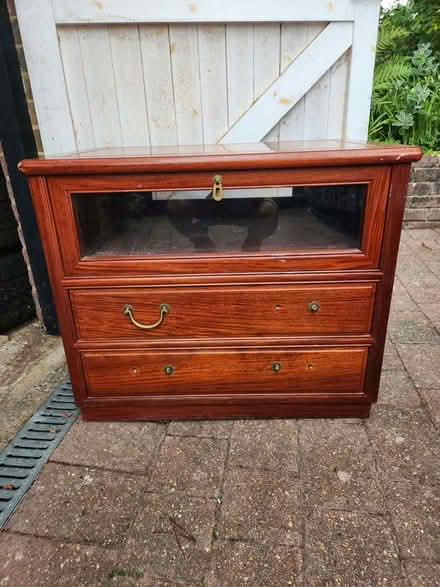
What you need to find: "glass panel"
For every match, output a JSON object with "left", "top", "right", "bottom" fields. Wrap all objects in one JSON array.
[{"left": 72, "top": 184, "right": 367, "bottom": 258}]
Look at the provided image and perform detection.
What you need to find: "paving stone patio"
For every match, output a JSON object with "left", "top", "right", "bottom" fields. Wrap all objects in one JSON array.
[{"left": 1, "top": 228, "right": 440, "bottom": 586}]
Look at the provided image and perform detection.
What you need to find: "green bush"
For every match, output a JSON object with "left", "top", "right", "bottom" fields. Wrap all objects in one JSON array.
[{"left": 368, "top": 2, "right": 440, "bottom": 151}]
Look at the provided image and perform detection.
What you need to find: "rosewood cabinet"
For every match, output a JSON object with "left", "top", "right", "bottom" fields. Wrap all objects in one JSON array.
[{"left": 19, "top": 141, "right": 422, "bottom": 420}]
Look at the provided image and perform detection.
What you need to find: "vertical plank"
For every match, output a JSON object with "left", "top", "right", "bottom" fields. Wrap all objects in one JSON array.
[
  {"left": 253, "top": 23, "right": 281, "bottom": 142},
  {"left": 222, "top": 22, "right": 352, "bottom": 144},
  {"left": 345, "top": 0, "right": 380, "bottom": 140},
  {"left": 108, "top": 24, "right": 150, "bottom": 146},
  {"left": 78, "top": 25, "right": 122, "bottom": 147},
  {"left": 327, "top": 51, "right": 350, "bottom": 139},
  {"left": 278, "top": 23, "right": 309, "bottom": 141},
  {"left": 253, "top": 24, "right": 280, "bottom": 100},
  {"left": 15, "top": 0, "right": 76, "bottom": 154},
  {"left": 139, "top": 24, "right": 177, "bottom": 146},
  {"left": 198, "top": 24, "right": 228, "bottom": 144},
  {"left": 303, "top": 22, "right": 330, "bottom": 141},
  {"left": 225, "top": 24, "right": 254, "bottom": 131},
  {"left": 169, "top": 24, "right": 203, "bottom": 145},
  {"left": 58, "top": 26, "right": 95, "bottom": 151}
]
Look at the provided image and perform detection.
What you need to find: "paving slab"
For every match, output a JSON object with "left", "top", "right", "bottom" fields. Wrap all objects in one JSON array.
[
  {"left": 417, "top": 255, "right": 440, "bottom": 277},
  {"left": 219, "top": 468, "right": 300, "bottom": 546},
  {"left": 405, "top": 561, "right": 440, "bottom": 587},
  {"left": 397, "top": 344, "right": 440, "bottom": 388},
  {"left": 0, "top": 533, "right": 58, "bottom": 587},
  {"left": 229, "top": 419, "right": 298, "bottom": 472},
  {"left": 419, "top": 388, "right": 440, "bottom": 429},
  {"left": 406, "top": 228, "right": 440, "bottom": 245},
  {"left": 148, "top": 436, "right": 227, "bottom": 498},
  {"left": 299, "top": 420, "right": 383, "bottom": 512},
  {"left": 41, "top": 542, "right": 118, "bottom": 586},
  {"left": 120, "top": 493, "right": 216, "bottom": 583},
  {"left": 366, "top": 406, "right": 440, "bottom": 485},
  {"left": 377, "top": 370, "right": 421, "bottom": 408},
  {"left": 108, "top": 576, "right": 194, "bottom": 586},
  {"left": 0, "top": 385, "right": 8, "bottom": 402},
  {"left": 167, "top": 420, "right": 233, "bottom": 439},
  {"left": 206, "top": 541, "right": 302, "bottom": 586},
  {"left": 51, "top": 418, "right": 166, "bottom": 474},
  {"left": 388, "top": 310, "right": 440, "bottom": 343},
  {"left": 304, "top": 509, "right": 402, "bottom": 586},
  {"left": 405, "top": 229, "right": 440, "bottom": 275},
  {"left": 420, "top": 302, "right": 440, "bottom": 330},
  {"left": 382, "top": 338, "right": 404, "bottom": 371},
  {"left": 385, "top": 480, "right": 440, "bottom": 561},
  {"left": 397, "top": 257, "right": 440, "bottom": 304},
  {"left": 396, "top": 238, "right": 413, "bottom": 256},
  {"left": 390, "top": 278, "right": 418, "bottom": 312},
  {"left": 6, "top": 463, "right": 143, "bottom": 547},
  {"left": 102, "top": 573, "right": 198, "bottom": 586}
]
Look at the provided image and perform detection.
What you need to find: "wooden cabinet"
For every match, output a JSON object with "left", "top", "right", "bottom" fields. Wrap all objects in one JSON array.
[{"left": 20, "top": 141, "right": 422, "bottom": 420}]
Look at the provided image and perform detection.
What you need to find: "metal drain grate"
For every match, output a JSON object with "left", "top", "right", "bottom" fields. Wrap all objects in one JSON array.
[{"left": 0, "top": 378, "right": 79, "bottom": 529}]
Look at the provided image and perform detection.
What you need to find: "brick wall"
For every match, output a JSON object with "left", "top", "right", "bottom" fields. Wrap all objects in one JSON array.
[{"left": 404, "top": 155, "right": 440, "bottom": 228}]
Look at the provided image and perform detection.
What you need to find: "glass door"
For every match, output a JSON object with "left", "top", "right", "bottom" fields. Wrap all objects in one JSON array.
[
  {"left": 48, "top": 165, "right": 389, "bottom": 275},
  {"left": 72, "top": 184, "right": 367, "bottom": 258}
]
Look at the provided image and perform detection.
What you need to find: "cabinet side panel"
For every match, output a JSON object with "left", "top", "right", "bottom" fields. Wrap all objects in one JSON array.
[
  {"left": 27, "top": 176, "right": 87, "bottom": 405},
  {"left": 364, "top": 164, "right": 412, "bottom": 401}
]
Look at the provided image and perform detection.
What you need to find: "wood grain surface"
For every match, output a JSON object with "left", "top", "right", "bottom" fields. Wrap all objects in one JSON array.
[
  {"left": 47, "top": 165, "right": 390, "bottom": 276},
  {"left": 82, "top": 347, "right": 368, "bottom": 396},
  {"left": 19, "top": 141, "right": 422, "bottom": 175},
  {"left": 70, "top": 283, "right": 375, "bottom": 340},
  {"left": 20, "top": 143, "right": 420, "bottom": 419}
]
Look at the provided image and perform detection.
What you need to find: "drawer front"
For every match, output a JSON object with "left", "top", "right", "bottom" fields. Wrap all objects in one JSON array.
[
  {"left": 71, "top": 284, "right": 375, "bottom": 340},
  {"left": 82, "top": 347, "right": 368, "bottom": 396}
]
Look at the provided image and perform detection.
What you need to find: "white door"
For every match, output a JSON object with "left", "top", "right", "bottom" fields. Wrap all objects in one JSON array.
[{"left": 16, "top": 0, "right": 380, "bottom": 155}]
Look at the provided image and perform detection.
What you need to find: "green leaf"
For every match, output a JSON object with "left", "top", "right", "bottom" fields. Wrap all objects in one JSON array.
[
  {"left": 393, "top": 111, "right": 414, "bottom": 128},
  {"left": 373, "top": 56, "right": 410, "bottom": 88}
]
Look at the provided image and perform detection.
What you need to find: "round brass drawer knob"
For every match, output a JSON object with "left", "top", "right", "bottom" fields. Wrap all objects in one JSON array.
[
  {"left": 164, "top": 365, "right": 174, "bottom": 375},
  {"left": 308, "top": 301, "right": 320, "bottom": 313},
  {"left": 272, "top": 362, "right": 281, "bottom": 373}
]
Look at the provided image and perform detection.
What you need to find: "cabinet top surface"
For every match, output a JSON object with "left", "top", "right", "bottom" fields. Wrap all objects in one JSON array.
[{"left": 19, "top": 140, "right": 422, "bottom": 176}]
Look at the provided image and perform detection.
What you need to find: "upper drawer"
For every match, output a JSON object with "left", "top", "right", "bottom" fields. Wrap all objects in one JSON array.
[
  {"left": 47, "top": 166, "right": 390, "bottom": 276},
  {"left": 70, "top": 283, "right": 375, "bottom": 341}
]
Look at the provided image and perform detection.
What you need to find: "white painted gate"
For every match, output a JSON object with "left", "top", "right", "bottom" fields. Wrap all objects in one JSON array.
[{"left": 16, "top": 0, "right": 380, "bottom": 155}]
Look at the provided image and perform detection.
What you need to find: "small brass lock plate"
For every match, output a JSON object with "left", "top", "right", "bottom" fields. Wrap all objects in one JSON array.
[
  {"left": 272, "top": 362, "right": 281, "bottom": 372},
  {"left": 308, "top": 301, "right": 320, "bottom": 313},
  {"left": 212, "top": 174, "right": 224, "bottom": 201}
]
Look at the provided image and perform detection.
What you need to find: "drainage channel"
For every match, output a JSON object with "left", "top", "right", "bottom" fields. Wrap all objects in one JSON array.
[{"left": 0, "top": 378, "right": 79, "bottom": 529}]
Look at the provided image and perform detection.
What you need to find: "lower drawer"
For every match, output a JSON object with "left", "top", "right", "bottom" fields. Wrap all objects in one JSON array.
[{"left": 82, "top": 347, "right": 368, "bottom": 397}]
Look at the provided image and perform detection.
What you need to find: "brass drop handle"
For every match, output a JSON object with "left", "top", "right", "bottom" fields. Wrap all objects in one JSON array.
[
  {"left": 122, "top": 303, "right": 170, "bottom": 330},
  {"left": 212, "top": 174, "right": 224, "bottom": 201}
]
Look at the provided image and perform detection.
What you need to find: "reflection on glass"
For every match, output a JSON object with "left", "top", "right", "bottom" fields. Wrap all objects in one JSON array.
[{"left": 72, "top": 184, "right": 366, "bottom": 257}]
